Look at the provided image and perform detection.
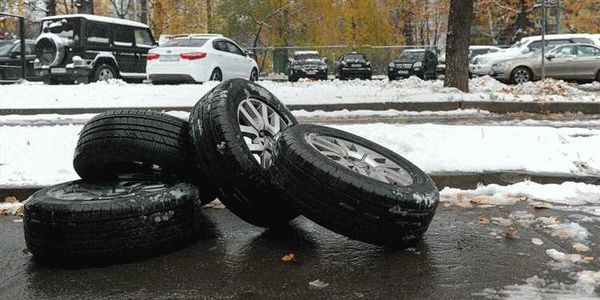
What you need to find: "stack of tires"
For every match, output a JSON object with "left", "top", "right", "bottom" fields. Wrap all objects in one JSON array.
[{"left": 24, "top": 79, "right": 439, "bottom": 267}]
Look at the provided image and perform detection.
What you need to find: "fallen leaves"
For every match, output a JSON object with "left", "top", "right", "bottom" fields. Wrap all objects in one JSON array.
[
  {"left": 479, "top": 217, "right": 490, "bottom": 225},
  {"left": 281, "top": 253, "right": 296, "bottom": 263},
  {"left": 573, "top": 243, "right": 590, "bottom": 252}
]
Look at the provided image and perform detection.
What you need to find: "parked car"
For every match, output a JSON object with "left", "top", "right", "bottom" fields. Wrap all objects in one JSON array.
[
  {"left": 0, "top": 39, "right": 40, "bottom": 81},
  {"left": 388, "top": 49, "right": 438, "bottom": 80},
  {"left": 335, "top": 52, "right": 372, "bottom": 80},
  {"left": 288, "top": 51, "right": 328, "bottom": 81},
  {"left": 490, "top": 43, "right": 600, "bottom": 84},
  {"left": 34, "top": 14, "right": 156, "bottom": 84},
  {"left": 146, "top": 34, "right": 258, "bottom": 84},
  {"left": 438, "top": 45, "right": 502, "bottom": 76},
  {"left": 470, "top": 33, "right": 597, "bottom": 77}
]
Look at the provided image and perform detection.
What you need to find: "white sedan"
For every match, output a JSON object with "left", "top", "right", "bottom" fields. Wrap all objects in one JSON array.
[{"left": 146, "top": 34, "right": 259, "bottom": 84}]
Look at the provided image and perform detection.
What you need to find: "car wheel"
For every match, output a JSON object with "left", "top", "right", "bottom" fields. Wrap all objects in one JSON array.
[
  {"left": 43, "top": 77, "right": 58, "bottom": 85},
  {"left": 511, "top": 67, "right": 532, "bottom": 84},
  {"left": 288, "top": 75, "right": 298, "bottom": 82},
  {"left": 24, "top": 175, "right": 199, "bottom": 266},
  {"left": 93, "top": 64, "right": 117, "bottom": 82},
  {"left": 72, "top": 110, "right": 212, "bottom": 198},
  {"left": 595, "top": 70, "right": 600, "bottom": 83},
  {"left": 209, "top": 68, "right": 222, "bottom": 81},
  {"left": 269, "top": 124, "right": 439, "bottom": 247},
  {"left": 250, "top": 68, "right": 258, "bottom": 81},
  {"left": 388, "top": 75, "right": 395, "bottom": 81},
  {"left": 188, "top": 79, "right": 299, "bottom": 227}
]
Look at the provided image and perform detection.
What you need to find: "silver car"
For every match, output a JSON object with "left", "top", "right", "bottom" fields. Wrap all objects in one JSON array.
[{"left": 490, "top": 43, "right": 600, "bottom": 84}]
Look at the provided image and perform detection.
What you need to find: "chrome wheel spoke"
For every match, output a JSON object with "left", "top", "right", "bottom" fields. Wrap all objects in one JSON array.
[
  {"left": 237, "top": 98, "right": 290, "bottom": 169},
  {"left": 306, "top": 133, "right": 414, "bottom": 186}
]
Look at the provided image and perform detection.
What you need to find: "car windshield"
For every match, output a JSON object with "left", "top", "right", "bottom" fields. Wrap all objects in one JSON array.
[
  {"left": 295, "top": 53, "right": 321, "bottom": 60},
  {"left": 162, "top": 38, "right": 208, "bottom": 47},
  {"left": 343, "top": 54, "right": 366, "bottom": 61},
  {"left": 0, "top": 41, "right": 14, "bottom": 56},
  {"left": 42, "top": 19, "right": 76, "bottom": 39},
  {"left": 397, "top": 51, "right": 424, "bottom": 61}
]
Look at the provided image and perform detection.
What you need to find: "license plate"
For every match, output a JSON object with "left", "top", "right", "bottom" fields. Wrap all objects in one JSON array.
[
  {"left": 398, "top": 70, "right": 409, "bottom": 75},
  {"left": 51, "top": 68, "right": 66, "bottom": 74},
  {"left": 160, "top": 55, "right": 179, "bottom": 62},
  {"left": 306, "top": 70, "right": 317, "bottom": 75},
  {"left": 351, "top": 64, "right": 362, "bottom": 68}
]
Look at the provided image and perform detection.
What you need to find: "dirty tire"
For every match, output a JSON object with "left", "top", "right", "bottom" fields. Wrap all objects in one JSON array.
[
  {"left": 74, "top": 110, "right": 196, "bottom": 178},
  {"left": 189, "top": 79, "right": 299, "bottom": 227},
  {"left": 23, "top": 175, "right": 199, "bottom": 266},
  {"left": 269, "top": 124, "right": 439, "bottom": 246}
]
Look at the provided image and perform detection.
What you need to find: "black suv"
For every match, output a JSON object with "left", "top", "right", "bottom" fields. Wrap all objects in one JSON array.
[
  {"left": 288, "top": 51, "right": 328, "bottom": 81},
  {"left": 336, "top": 52, "right": 372, "bottom": 80},
  {"left": 34, "top": 14, "right": 156, "bottom": 84},
  {"left": 388, "top": 49, "right": 438, "bottom": 80},
  {"left": 0, "top": 39, "right": 41, "bottom": 81}
]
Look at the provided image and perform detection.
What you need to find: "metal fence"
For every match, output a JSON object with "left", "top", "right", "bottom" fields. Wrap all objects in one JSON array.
[{"left": 249, "top": 45, "right": 443, "bottom": 76}]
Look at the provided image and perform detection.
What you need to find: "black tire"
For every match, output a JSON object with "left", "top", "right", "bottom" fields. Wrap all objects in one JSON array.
[
  {"left": 43, "top": 77, "right": 58, "bottom": 85},
  {"left": 339, "top": 72, "right": 345, "bottom": 80},
  {"left": 595, "top": 70, "right": 600, "bottom": 83},
  {"left": 23, "top": 175, "right": 199, "bottom": 266},
  {"left": 511, "top": 66, "right": 533, "bottom": 84},
  {"left": 288, "top": 74, "right": 298, "bottom": 82},
  {"left": 93, "top": 63, "right": 117, "bottom": 82},
  {"left": 250, "top": 68, "right": 258, "bottom": 81},
  {"left": 210, "top": 68, "right": 222, "bottom": 81},
  {"left": 73, "top": 110, "right": 199, "bottom": 184},
  {"left": 388, "top": 75, "right": 395, "bottom": 81},
  {"left": 269, "top": 124, "right": 439, "bottom": 247},
  {"left": 189, "top": 79, "right": 299, "bottom": 227}
]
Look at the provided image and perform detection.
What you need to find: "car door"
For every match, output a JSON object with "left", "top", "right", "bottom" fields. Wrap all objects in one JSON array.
[
  {"left": 573, "top": 45, "right": 600, "bottom": 80},
  {"left": 111, "top": 25, "right": 137, "bottom": 74},
  {"left": 225, "top": 41, "right": 248, "bottom": 78},
  {"left": 425, "top": 51, "right": 437, "bottom": 76},
  {"left": 133, "top": 28, "right": 156, "bottom": 74},
  {"left": 546, "top": 45, "right": 576, "bottom": 80},
  {"left": 212, "top": 40, "right": 233, "bottom": 80}
]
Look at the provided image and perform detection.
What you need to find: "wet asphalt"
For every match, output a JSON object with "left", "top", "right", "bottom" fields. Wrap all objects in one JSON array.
[{"left": 1, "top": 202, "right": 597, "bottom": 299}]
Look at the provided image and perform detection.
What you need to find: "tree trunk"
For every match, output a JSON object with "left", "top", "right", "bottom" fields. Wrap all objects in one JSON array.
[
  {"left": 47, "top": 0, "right": 57, "bottom": 16},
  {"left": 78, "top": 0, "right": 94, "bottom": 14},
  {"left": 444, "top": 0, "right": 473, "bottom": 92},
  {"left": 140, "top": 0, "right": 148, "bottom": 24},
  {"left": 206, "top": 0, "right": 212, "bottom": 32}
]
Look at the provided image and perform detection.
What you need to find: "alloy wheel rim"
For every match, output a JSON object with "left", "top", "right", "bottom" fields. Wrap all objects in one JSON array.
[
  {"left": 211, "top": 71, "right": 222, "bottom": 81},
  {"left": 48, "top": 180, "right": 169, "bottom": 201},
  {"left": 98, "top": 68, "right": 114, "bottom": 81},
  {"left": 306, "top": 133, "right": 414, "bottom": 186},
  {"left": 237, "top": 98, "right": 289, "bottom": 169},
  {"left": 514, "top": 69, "right": 530, "bottom": 84}
]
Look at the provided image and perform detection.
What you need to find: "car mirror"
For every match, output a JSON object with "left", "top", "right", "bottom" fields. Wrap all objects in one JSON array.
[
  {"left": 521, "top": 48, "right": 530, "bottom": 54},
  {"left": 546, "top": 54, "right": 555, "bottom": 60},
  {"left": 288, "top": 58, "right": 293, "bottom": 63},
  {"left": 10, "top": 51, "right": 20, "bottom": 58},
  {"left": 323, "top": 57, "right": 328, "bottom": 63}
]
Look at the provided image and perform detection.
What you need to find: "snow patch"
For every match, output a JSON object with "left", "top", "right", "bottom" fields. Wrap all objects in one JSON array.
[{"left": 545, "top": 222, "right": 590, "bottom": 242}]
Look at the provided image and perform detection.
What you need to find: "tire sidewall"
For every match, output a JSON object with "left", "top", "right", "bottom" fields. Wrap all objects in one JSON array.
[
  {"left": 94, "top": 64, "right": 117, "bottom": 82},
  {"left": 278, "top": 124, "right": 438, "bottom": 208},
  {"left": 511, "top": 67, "right": 531, "bottom": 84}
]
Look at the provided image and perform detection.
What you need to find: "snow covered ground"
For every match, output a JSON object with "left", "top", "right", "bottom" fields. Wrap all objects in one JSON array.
[
  {"left": 1, "top": 123, "right": 599, "bottom": 187},
  {"left": 1, "top": 76, "right": 598, "bottom": 110}
]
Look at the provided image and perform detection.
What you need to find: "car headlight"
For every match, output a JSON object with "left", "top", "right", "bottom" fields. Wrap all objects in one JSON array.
[
  {"left": 388, "top": 62, "right": 394, "bottom": 68},
  {"left": 413, "top": 61, "right": 422, "bottom": 68}
]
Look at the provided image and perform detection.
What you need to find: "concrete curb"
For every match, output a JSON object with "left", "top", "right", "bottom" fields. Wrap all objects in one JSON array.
[
  {"left": 1, "top": 101, "right": 600, "bottom": 115},
  {"left": 3, "top": 171, "right": 598, "bottom": 200}
]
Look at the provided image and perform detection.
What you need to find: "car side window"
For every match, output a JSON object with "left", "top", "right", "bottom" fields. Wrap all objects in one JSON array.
[
  {"left": 555, "top": 46, "right": 575, "bottom": 57},
  {"left": 25, "top": 43, "right": 34, "bottom": 55},
  {"left": 134, "top": 29, "right": 153, "bottom": 47},
  {"left": 212, "top": 40, "right": 226, "bottom": 52},
  {"left": 528, "top": 41, "right": 542, "bottom": 51},
  {"left": 86, "top": 22, "right": 110, "bottom": 46},
  {"left": 113, "top": 25, "right": 134, "bottom": 46},
  {"left": 225, "top": 41, "right": 244, "bottom": 56},
  {"left": 577, "top": 46, "right": 599, "bottom": 57}
]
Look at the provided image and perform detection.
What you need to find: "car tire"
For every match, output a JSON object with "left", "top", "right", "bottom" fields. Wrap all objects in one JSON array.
[
  {"left": 595, "top": 70, "right": 600, "bottom": 83},
  {"left": 269, "top": 124, "right": 439, "bottom": 246},
  {"left": 23, "top": 175, "right": 199, "bottom": 266},
  {"left": 210, "top": 68, "right": 222, "bottom": 81},
  {"left": 73, "top": 109, "right": 199, "bottom": 183},
  {"left": 388, "top": 75, "right": 395, "bottom": 81},
  {"left": 43, "top": 77, "right": 58, "bottom": 85},
  {"left": 288, "top": 75, "right": 298, "bottom": 82},
  {"left": 250, "top": 68, "right": 258, "bottom": 81},
  {"left": 188, "top": 79, "right": 299, "bottom": 228},
  {"left": 511, "top": 67, "right": 532, "bottom": 84},
  {"left": 93, "top": 63, "right": 117, "bottom": 82}
]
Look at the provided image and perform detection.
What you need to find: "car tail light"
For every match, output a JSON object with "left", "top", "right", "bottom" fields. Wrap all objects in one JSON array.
[
  {"left": 180, "top": 52, "right": 207, "bottom": 60},
  {"left": 147, "top": 53, "right": 160, "bottom": 61}
]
